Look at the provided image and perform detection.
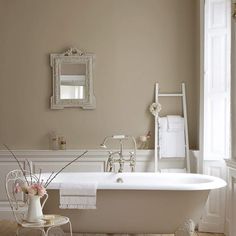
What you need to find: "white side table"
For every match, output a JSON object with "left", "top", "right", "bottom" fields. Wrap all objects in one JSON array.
[{"left": 19, "top": 214, "right": 72, "bottom": 236}]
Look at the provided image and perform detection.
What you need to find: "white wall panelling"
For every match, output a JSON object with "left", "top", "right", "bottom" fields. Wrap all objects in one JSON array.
[
  {"left": 225, "top": 160, "right": 236, "bottom": 236},
  {"left": 34, "top": 162, "right": 105, "bottom": 173},
  {"left": 0, "top": 149, "right": 199, "bottom": 219},
  {"left": 199, "top": 160, "right": 227, "bottom": 233},
  {"left": 0, "top": 149, "right": 153, "bottom": 215}
]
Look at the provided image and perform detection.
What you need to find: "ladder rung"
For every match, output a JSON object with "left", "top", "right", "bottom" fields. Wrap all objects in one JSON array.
[{"left": 159, "top": 93, "right": 183, "bottom": 97}]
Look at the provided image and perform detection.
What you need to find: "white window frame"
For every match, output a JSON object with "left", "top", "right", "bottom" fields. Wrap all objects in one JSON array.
[{"left": 200, "top": 0, "right": 231, "bottom": 171}]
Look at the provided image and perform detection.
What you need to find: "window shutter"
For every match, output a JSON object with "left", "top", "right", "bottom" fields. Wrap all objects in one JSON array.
[{"left": 204, "top": 0, "right": 231, "bottom": 161}]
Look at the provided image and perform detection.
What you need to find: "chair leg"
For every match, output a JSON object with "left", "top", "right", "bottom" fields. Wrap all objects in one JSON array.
[
  {"left": 40, "top": 228, "right": 47, "bottom": 236},
  {"left": 68, "top": 220, "right": 73, "bottom": 236},
  {"left": 46, "top": 226, "right": 65, "bottom": 236},
  {"left": 16, "top": 227, "right": 20, "bottom": 236},
  {"left": 37, "top": 227, "right": 46, "bottom": 236},
  {"left": 16, "top": 227, "right": 29, "bottom": 236},
  {"left": 46, "top": 223, "right": 73, "bottom": 236}
]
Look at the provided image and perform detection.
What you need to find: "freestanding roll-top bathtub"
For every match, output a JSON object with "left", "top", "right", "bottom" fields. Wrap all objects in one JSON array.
[{"left": 43, "top": 172, "right": 226, "bottom": 235}]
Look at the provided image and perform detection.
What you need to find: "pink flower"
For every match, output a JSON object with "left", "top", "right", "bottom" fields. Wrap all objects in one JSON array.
[
  {"left": 21, "top": 183, "right": 29, "bottom": 194},
  {"left": 34, "top": 184, "right": 47, "bottom": 197},
  {"left": 26, "top": 186, "right": 37, "bottom": 196},
  {"left": 27, "top": 183, "right": 46, "bottom": 197},
  {"left": 14, "top": 183, "right": 22, "bottom": 194}
]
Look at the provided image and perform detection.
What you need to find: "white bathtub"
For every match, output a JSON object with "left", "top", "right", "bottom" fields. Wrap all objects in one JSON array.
[{"left": 43, "top": 172, "right": 226, "bottom": 234}]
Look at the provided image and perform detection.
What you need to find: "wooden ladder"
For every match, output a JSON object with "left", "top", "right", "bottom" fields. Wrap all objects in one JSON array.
[{"left": 154, "top": 83, "right": 190, "bottom": 172}]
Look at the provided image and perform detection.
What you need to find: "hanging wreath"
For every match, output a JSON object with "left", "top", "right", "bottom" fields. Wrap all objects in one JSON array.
[{"left": 149, "top": 102, "right": 162, "bottom": 116}]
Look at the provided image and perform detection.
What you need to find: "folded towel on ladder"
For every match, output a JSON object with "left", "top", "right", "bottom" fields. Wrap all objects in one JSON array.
[
  {"left": 59, "top": 182, "right": 98, "bottom": 209},
  {"left": 159, "top": 116, "right": 185, "bottom": 158},
  {"left": 167, "top": 115, "right": 185, "bottom": 132}
]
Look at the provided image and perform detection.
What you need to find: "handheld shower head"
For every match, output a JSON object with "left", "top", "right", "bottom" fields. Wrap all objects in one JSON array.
[
  {"left": 100, "top": 135, "right": 126, "bottom": 149},
  {"left": 100, "top": 136, "right": 112, "bottom": 149},
  {"left": 100, "top": 143, "right": 107, "bottom": 149}
]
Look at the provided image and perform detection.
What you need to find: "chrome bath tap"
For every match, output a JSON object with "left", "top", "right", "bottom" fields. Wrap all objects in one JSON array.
[{"left": 100, "top": 135, "right": 137, "bottom": 173}]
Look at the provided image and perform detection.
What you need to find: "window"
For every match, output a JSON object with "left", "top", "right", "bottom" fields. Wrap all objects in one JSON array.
[{"left": 203, "top": 0, "right": 231, "bottom": 160}]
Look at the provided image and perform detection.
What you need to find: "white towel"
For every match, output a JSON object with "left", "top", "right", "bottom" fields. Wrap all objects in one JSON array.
[
  {"left": 167, "top": 115, "right": 185, "bottom": 132},
  {"left": 159, "top": 116, "right": 185, "bottom": 158},
  {"left": 59, "top": 182, "right": 97, "bottom": 209}
]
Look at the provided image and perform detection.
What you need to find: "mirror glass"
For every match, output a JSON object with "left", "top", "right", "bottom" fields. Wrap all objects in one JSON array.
[
  {"left": 60, "top": 64, "right": 86, "bottom": 100},
  {"left": 50, "top": 47, "right": 96, "bottom": 109}
]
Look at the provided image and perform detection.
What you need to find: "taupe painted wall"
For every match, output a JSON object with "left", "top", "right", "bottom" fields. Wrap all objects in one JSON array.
[{"left": 0, "top": 0, "right": 199, "bottom": 149}]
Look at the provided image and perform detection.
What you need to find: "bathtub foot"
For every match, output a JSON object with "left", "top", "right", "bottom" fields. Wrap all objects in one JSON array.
[{"left": 175, "top": 219, "right": 195, "bottom": 236}]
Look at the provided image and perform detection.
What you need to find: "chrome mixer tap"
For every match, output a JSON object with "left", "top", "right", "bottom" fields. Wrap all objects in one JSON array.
[{"left": 100, "top": 135, "right": 137, "bottom": 173}]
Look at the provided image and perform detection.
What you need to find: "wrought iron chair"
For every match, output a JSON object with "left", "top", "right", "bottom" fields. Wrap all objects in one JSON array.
[{"left": 5, "top": 169, "right": 72, "bottom": 236}]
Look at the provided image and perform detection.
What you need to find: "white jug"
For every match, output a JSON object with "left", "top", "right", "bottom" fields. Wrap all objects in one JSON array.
[{"left": 25, "top": 194, "right": 48, "bottom": 223}]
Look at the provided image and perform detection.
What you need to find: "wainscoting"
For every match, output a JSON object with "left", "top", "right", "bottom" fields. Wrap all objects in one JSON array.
[
  {"left": 3, "top": 149, "right": 225, "bottom": 236},
  {"left": 225, "top": 159, "right": 236, "bottom": 236},
  {"left": 0, "top": 149, "right": 151, "bottom": 216},
  {"left": 0, "top": 149, "right": 199, "bottom": 218}
]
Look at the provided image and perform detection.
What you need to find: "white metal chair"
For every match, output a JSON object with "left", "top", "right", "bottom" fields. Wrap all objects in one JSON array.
[{"left": 5, "top": 169, "right": 73, "bottom": 236}]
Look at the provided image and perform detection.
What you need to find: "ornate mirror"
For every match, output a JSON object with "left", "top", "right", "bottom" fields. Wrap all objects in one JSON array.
[{"left": 50, "top": 47, "right": 96, "bottom": 109}]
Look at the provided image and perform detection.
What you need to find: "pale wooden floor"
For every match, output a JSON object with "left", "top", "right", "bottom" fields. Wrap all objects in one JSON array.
[
  {"left": 79, "top": 234, "right": 225, "bottom": 236},
  {"left": 71, "top": 233, "right": 224, "bottom": 236},
  {"left": 0, "top": 220, "right": 225, "bottom": 236},
  {"left": 196, "top": 234, "right": 224, "bottom": 236},
  {"left": 80, "top": 234, "right": 224, "bottom": 236}
]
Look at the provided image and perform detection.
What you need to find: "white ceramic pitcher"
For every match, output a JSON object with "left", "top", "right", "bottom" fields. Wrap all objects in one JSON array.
[{"left": 25, "top": 194, "right": 48, "bottom": 223}]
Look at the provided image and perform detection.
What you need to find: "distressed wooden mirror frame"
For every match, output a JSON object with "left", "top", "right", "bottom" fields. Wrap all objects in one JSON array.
[{"left": 50, "top": 47, "right": 96, "bottom": 109}]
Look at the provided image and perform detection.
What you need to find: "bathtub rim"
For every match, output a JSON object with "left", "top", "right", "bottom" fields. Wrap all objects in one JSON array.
[{"left": 43, "top": 172, "right": 227, "bottom": 191}]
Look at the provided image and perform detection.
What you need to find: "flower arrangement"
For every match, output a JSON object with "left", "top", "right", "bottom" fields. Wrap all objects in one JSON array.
[
  {"left": 4, "top": 144, "right": 87, "bottom": 197},
  {"left": 15, "top": 182, "right": 46, "bottom": 197}
]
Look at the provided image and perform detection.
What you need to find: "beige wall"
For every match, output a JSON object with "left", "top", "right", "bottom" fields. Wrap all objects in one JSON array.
[{"left": 0, "top": 0, "right": 199, "bottom": 149}]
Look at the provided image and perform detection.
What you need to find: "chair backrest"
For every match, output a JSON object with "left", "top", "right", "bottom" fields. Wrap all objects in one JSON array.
[
  {"left": 5, "top": 169, "right": 38, "bottom": 224},
  {"left": 5, "top": 170, "right": 28, "bottom": 224}
]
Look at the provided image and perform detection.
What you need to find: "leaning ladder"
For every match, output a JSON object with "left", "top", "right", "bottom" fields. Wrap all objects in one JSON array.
[{"left": 154, "top": 83, "right": 190, "bottom": 173}]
